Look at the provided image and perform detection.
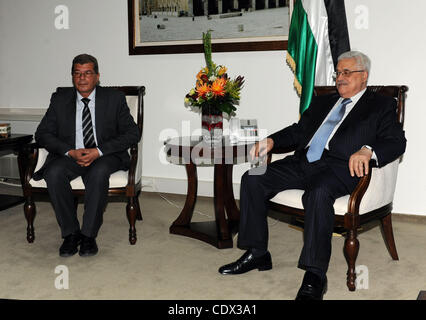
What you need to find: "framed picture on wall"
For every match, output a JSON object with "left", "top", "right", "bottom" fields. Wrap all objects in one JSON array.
[{"left": 128, "top": 0, "right": 291, "bottom": 55}]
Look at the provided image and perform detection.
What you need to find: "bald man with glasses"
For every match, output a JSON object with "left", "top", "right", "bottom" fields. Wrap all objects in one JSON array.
[{"left": 218, "top": 51, "right": 406, "bottom": 300}]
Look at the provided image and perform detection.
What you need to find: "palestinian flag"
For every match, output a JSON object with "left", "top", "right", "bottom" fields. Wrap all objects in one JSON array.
[{"left": 287, "top": 0, "right": 350, "bottom": 114}]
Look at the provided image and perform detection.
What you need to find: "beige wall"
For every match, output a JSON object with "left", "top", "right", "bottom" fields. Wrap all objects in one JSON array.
[{"left": 0, "top": 0, "right": 425, "bottom": 215}]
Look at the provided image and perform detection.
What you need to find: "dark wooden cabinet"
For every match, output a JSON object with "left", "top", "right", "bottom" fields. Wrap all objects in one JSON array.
[{"left": 0, "top": 134, "right": 33, "bottom": 210}]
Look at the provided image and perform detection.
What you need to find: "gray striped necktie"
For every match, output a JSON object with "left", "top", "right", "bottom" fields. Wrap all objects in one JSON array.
[{"left": 81, "top": 98, "right": 96, "bottom": 149}]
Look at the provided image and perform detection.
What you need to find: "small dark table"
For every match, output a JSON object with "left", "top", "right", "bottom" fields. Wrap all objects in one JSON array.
[
  {"left": 0, "top": 134, "right": 33, "bottom": 211},
  {"left": 165, "top": 136, "right": 257, "bottom": 249}
]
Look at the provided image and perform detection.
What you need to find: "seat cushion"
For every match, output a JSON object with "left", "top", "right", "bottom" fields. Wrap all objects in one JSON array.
[
  {"left": 269, "top": 154, "right": 399, "bottom": 216},
  {"left": 270, "top": 152, "right": 350, "bottom": 216},
  {"left": 270, "top": 190, "right": 350, "bottom": 216},
  {"left": 30, "top": 170, "right": 131, "bottom": 189}
]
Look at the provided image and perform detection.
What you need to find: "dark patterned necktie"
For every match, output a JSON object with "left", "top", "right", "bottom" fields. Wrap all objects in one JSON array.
[
  {"left": 306, "top": 98, "right": 352, "bottom": 162},
  {"left": 81, "top": 98, "right": 96, "bottom": 149}
]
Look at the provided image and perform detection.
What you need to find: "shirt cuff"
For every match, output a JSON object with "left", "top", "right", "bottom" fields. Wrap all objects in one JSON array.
[{"left": 97, "top": 147, "right": 103, "bottom": 157}]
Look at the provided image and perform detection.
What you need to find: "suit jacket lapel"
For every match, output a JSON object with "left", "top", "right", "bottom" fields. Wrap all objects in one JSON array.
[
  {"left": 94, "top": 86, "right": 104, "bottom": 144},
  {"left": 332, "top": 89, "right": 371, "bottom": 137},
  {"left": 65, "top": 88, "right": 77, "bottom": 148}
]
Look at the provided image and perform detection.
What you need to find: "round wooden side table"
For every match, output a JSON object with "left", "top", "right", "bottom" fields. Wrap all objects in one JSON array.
[{"left": 165, "top": 135, "right": 257, "bottom": 249}]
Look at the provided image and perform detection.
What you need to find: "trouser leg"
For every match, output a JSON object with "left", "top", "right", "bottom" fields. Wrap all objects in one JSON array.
[
  {"left": 81, "top": 155, "right": 122, "bottom": 238},
  {"left": 298, "top": 164, "right": 352, "bottom": 276},
  {"left": 237, "top": 157, "right": 305, "bottom": 251},
  {"left": 43, "top": 156, "right": 85, "bottom": 237}
]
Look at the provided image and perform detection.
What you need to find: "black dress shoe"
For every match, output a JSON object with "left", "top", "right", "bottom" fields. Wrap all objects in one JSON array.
[
  {"left": 59, "top": 232, "right": 82, "bottom": 257},
  {"left": 295, "top": 271, "right": 327, "bottom": 300},
  {"left": 79, "top": 235, "right": 98, "bottom": 257},
  {"left": 218, "top": 250, "right": 272, "bottom": 275}
]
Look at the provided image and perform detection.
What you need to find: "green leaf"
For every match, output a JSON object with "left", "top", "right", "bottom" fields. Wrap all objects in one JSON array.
[{"left": 203, "top": 30, "right": 214, "bottom": 76}]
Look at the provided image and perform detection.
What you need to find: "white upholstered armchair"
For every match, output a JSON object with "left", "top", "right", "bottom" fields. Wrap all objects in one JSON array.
[
  {"left": 267, "top": 85, "right": 407, "bottom": 291},
  {"left": 23, "top": 86, "right": 145, "bottom": 245}
]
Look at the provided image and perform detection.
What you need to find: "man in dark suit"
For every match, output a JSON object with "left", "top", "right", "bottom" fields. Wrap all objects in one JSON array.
[
  {"left": 218, "top": 51, "right": 406, "bottom": 299},
  {"left": 34, "top": 54, "right": 140, "bottom": 257}
]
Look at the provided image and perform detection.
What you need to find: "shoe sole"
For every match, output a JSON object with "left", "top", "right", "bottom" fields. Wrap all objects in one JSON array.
[
  {"left": 296, "top": 278, "right": 328, "bottom": 300},
  {"left": 59, "top": 238, "right": 81, "bottom": 257},
  {"left": 79, "top": 250, "right": 98, "bottom": 257},
  {"left": 59, "top": 250, "right": 78, "bottom": 257},
  {"left": 219, "top": 264, "right": 272, "bottom": 275},
  {"left": 258, "top": 264, "right": 273, "bottom": 271}
]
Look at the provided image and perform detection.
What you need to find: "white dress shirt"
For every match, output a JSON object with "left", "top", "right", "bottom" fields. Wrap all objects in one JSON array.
[{"left": 66, "top": 89, "right": 103, "bottom": 156}]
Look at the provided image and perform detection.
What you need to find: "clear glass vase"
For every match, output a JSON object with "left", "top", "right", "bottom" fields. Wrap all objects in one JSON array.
[{"left": 201, "top": 105, "right": 223, "bottom": 145}]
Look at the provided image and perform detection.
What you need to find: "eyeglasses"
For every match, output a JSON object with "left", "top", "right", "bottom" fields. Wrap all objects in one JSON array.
[
  {"left": 72, "top": 71, "right": 96, "bottom": 78},
  {"left": 333, "top": 69, "right": 365, "bottom": 79}
]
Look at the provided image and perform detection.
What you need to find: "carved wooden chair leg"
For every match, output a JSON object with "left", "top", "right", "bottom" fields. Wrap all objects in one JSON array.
[
  {"left": 135, "top": 195, "right": 142, "bottom": 221},
  {"left": 380, "top": 213, "right": 399, "bottom": 260},
  {"left": 344, "top": 228, "right": 360, "bottom": 291},
  {"left": 24, "top": 196, "right": 36, "bottom": 243},
  {"left": 126, "top": 196, "right": 138, "bottom": 245}
]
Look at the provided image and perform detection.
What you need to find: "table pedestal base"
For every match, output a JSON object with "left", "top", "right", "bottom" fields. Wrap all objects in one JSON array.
[
  {"left": 170, "top": 220, "right": 239, "bottom": 249},
  {"left": 166, "top": 136, "right": 256, "bottom": 249},
  {"left": 169, "top": 162, "right": 241, "bottom": 249}
]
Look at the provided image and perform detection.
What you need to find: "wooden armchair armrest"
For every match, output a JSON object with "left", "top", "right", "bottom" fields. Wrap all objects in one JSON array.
[
  {"left": 126, "top": 144, "right": 138, "bottom": 195},
  {"left": 23, "top": 143, "right": 40, "bottom": 188},
  {"left": 345, "top": 166, "right": 372, "bottom": 229},
  {"left": 23, "top": 142, "right": 40, "bottom": 150}
]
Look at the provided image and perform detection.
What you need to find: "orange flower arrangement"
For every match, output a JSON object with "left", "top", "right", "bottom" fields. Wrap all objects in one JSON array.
[
  {"left": 196, "top": 82, "right": 210, "bottom": 98},
  {"left": 211, "top": 78, "right": 226, "bottom": 97},
  {"left": 185, "top": 31, "right": 244, "bottom": 116}
]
